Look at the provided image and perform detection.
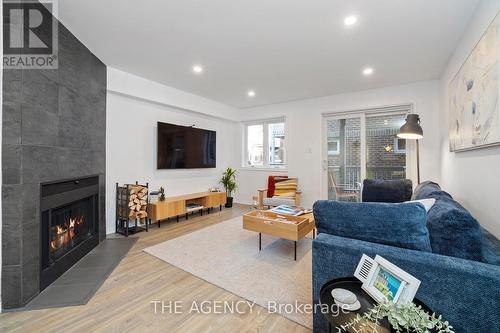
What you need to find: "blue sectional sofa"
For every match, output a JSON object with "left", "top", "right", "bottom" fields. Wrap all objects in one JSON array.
[{"left": 312, "top": 181, "right": 500, "bottom": 333}]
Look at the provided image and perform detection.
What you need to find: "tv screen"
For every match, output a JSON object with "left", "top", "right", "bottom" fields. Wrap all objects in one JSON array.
[{"left": 157, "top": 122, "right": 216, "bottom": 169}]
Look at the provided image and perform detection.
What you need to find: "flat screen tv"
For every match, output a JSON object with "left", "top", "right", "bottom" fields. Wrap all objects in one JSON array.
[{"left": 157, "top": 122, "right": 216, "bottom": 169}]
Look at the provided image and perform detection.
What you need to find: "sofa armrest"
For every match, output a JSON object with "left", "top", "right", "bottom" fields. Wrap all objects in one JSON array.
[
  {"left": 257, "top": 189, "right": 267, "bottom": 209},
  {"left": 312, "top": 233, "right": 500, "bottom": 333}
]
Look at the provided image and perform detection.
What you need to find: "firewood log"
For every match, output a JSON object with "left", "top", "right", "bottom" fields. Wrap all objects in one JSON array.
[{"left": 136, "top": 211, "right": 148, "bottom": 218}]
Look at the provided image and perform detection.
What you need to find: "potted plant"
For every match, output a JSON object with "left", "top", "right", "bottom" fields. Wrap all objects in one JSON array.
[
  {"left": 344, "top": 302, "right": 454, "bottom": 333},
  {"left": 220, "top": 167, "right": 237, "bottom": 208}
]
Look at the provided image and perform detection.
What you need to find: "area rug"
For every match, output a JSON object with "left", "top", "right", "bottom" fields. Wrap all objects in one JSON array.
[{"left": 144, "top": 216, "right": 313, "bottom": 328}]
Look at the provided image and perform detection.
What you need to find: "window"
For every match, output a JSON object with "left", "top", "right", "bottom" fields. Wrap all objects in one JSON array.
[
  {"left": 247, "top": 124, "right": 264, "bottom": 166},
  {"left": 394, "top": 138, "right": 406, "bottom": 154},
  {"left": 244, "top": 118, "right": 286, "bottom": 168},
  {"left": 327, "top": 139, "right": 340, "bottom": 155},
  {"left": 366, "top": 113, "right": 407, "bottom": 180}
]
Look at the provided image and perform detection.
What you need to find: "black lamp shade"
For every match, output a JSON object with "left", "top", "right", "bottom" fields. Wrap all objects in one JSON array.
[{"left": 398, "top": 114, "right": 423, "bottom": 140}]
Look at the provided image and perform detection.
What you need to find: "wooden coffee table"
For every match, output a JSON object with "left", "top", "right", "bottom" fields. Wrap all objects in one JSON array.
[{"left": 242, "top": 210, "right": 316, "bottom": 260}]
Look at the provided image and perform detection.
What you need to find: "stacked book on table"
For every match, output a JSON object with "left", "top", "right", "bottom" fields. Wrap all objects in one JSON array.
[{"left": 268, "top": 205, "right": 312, "bottom": 216}]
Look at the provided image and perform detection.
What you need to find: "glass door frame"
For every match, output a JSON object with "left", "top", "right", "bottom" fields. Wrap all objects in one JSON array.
[{"left": 321, "top": 108, "right": 414, "bottom": 200}]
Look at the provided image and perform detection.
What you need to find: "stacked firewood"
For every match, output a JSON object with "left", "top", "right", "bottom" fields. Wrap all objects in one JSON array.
[{"left": 128, "top": 185, "right": 148, "bottom": 220}]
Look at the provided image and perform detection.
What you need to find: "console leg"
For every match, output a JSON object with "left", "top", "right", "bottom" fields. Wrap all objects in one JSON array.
[
  {"left": 185, "top": 213, "right": 188, "bottom": 220},
  {"left": 220, "top": 205, "right": 222, "bottom": 211},
  {"left": 259, "top": 233, "right": 262, "bottom": 251},
  {"left": 294, "top": 241, "right": 297, "bottom": 261},
  {"left": 158, "top": 220, "right": 160, "bottom": 228}
]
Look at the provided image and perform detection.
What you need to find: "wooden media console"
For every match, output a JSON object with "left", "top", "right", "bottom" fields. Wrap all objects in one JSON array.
[{"left": 147, "top": 191, "right": 226, "bottom": 227}]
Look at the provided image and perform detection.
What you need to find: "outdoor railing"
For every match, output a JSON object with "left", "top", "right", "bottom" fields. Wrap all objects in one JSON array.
[{"left": 328, "top": 165, "right": 406, "bottom": 189}]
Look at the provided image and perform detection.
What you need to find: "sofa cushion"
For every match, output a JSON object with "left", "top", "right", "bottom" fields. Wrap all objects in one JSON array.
[
  {"left": 262, "top": 197, "right": 295, "bottom": 207},
  {"left": 313, "top": 200, "right": 432, "bottom": 252},
  {"left": 425, "top": 197, "right": 483, "bottom": 261},
  {"left": 411, "top": 181, "right": 452, "bottom": 201},
  {"left": 362, "top": 179, "right": 413, "bottom": 203},
  {"left": 412, "top": 182, "right": 484, "bottom": 261},
  {"left": 481, "top": 228, "right": 500, "bottom": 266}
]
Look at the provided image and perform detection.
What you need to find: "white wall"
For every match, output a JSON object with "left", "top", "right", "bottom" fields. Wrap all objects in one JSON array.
[
  {"left": 107, "top": 68, "right": 238, "bottom": 120},
  {"left": 235, "top": 80, "right": 442, "bottom": 208},
  {"left": 439, "top": 0, "right": 500, "bottom": 238},
  {"left": 106, "top": 68, "right": 239, "bottom": 234}
]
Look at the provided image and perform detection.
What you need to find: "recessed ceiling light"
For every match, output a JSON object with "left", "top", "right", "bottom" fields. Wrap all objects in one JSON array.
[
  {"left": 363, "top": 67, "right": 374, "bottom": 76},
  {"left": 247, "top": 90, "right": 256, "bottom": 97},
  {"left": 192, "top": 65, "right": 203, "bottom": 74},
  {"left": 344, "top": 15, "right": 357, "bottom": 26}
]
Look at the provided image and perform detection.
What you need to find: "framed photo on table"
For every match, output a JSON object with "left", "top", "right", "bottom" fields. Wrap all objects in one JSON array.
[{"left": 354, "top": 254, "right": 421, "bottom": 304}]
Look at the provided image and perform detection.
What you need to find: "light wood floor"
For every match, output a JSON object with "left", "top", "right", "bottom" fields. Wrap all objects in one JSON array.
[{"left": 0, "top": 204, "right": 311, "bottom": 333}]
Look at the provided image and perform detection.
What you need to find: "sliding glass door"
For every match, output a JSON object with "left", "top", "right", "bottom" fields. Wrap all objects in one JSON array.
[
  {"left": 365, "top": 114, "right": 407, "bottom": 181},
  {"left": 324, "top": 116, "right": 364, "bottom": 201},
  {"left": 323, "top": 110, "right": 408, "bottom": 201}
]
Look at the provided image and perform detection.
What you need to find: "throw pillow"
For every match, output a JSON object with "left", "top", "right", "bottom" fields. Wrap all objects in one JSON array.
[
  {"left": 362, "top": 179, "right": 413, "bottom": 203},
  {"left": 405, "top": 198, "right": 436, "bottom": 212},
  {"left": 313, "top": 200, "right": 432, "bottom": 252}
]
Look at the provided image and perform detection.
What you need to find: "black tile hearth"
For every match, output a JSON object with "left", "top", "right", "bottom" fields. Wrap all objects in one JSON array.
[{"left": 21, "top": 238, "right": 136, "bottom": 310}]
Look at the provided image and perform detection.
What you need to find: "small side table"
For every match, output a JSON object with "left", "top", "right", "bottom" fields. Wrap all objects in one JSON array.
[{"left": 319, "top": 277, "right": 432, "bottom": 333}]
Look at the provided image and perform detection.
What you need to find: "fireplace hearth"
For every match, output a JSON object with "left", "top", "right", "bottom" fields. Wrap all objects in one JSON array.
[{"left": 40, "top": 176, "right": 100, "bottom": 291}]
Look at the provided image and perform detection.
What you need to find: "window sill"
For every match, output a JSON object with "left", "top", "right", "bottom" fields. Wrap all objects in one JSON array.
[{"left": 239, "top": 167, "right": 288, "bottom": 172}]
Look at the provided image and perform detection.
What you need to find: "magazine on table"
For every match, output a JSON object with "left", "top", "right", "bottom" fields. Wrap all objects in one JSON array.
[{"left": 268, "top": 205, "right": 310, "bottom": 216}]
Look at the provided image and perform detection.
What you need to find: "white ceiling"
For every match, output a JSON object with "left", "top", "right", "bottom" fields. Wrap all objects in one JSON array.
[{"left": 58, "top": 0, "right": 479, "bottom": 108}]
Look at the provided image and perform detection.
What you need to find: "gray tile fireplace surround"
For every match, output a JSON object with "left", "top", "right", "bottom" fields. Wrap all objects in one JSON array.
[{"left": 2, "top": 18, "right": 106, "bottom": 308}]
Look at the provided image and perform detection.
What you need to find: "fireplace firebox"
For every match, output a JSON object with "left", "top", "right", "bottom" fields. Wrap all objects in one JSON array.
[{"left": 40, "top": 176, "right": 100, "bottom": 291}]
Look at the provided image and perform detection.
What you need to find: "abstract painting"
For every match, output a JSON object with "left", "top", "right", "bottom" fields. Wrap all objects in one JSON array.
[{"left": 449, "top": 12, "right": 500, "bottom": 152}]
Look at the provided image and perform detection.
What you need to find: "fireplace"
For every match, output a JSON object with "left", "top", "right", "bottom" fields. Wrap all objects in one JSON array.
[{"left": 40, "top": 176, "right": 100, "bottom": 291}]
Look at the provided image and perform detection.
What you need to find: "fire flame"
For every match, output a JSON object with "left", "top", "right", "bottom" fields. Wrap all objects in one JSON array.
[{"left": 50, "top": 215, "right": 85, "bottom": 252}]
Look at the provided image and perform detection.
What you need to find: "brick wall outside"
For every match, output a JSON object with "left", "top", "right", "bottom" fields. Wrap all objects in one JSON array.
[{"left": 327, "top": 114, "right": 406, "bottom": 185}]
